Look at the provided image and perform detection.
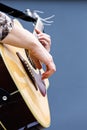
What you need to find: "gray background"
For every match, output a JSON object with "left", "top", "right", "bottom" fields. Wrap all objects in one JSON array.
[{"left": 1, "top": 0, "right": 87, "bottom": 130}]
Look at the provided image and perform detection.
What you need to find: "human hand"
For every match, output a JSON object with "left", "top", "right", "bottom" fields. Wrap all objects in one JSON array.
[
  {"left": 30, "top": 29, "right": 52, "bottom": 69},
  {"left": 35, "top": 29, "right": 56, "bottom": 79},
  {"left": 42, "top": 58, "right": 56, "bottom": 80},
  {"left": 35, "top": 29, "right": 51, "bottom": 52}
]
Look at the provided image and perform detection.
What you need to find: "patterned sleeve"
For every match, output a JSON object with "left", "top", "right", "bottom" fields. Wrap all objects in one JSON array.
[{"left": 0, "top": 11, "right": 13, "bottom": 41}]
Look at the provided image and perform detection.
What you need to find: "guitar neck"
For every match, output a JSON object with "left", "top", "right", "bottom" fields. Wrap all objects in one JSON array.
[{"left": 33, "top": 18, "right": 44, "bottom": 37}]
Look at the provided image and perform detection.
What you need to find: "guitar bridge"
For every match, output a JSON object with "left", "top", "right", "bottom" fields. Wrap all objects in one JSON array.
[
  {"left": 16, "top": 52, "right": 46, "bottom": 96},
  {"left": 25, "top": 49, "right": 36, "bottom": 69},
  {"left": 16, "top": 52, "right": 38, "bottom": 90}
]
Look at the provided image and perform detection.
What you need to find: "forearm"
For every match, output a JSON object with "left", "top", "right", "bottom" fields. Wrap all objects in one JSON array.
[
  {"left": 0, "top": 11, "right": 56, "bottom": 79},
  {"left": 1, "top": 20, "right": 53, "bottom": 66}
]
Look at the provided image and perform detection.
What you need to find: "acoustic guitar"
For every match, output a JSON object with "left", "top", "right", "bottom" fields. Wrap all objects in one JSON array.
[{"left": 0, "top": 10, "right": 51, "bottom": 130}]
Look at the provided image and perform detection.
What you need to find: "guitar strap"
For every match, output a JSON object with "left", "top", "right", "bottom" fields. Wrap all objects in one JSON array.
[{"left": 0, "top": 3, "right": 36, "bottom": 23}]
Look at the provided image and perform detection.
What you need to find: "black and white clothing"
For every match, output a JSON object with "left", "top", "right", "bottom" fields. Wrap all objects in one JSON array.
[{"left": 0, "top": 11, "right": 13, "bottom": 41}]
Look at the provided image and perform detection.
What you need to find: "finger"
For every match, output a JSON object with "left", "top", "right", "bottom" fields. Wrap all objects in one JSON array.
[
  {"left": 42, "top": 71, "right": 50, "bottom": 80},
  {"left": 30, "top": 54, "right": 42, "bottom": 69},
  {"left": 38, "top": 34, "right": 51, "bottom": 45},
  {"left": 38, "top": 40, "right": 50, "bottom": 52},
  {"left": 42, "top": 63, "right": 56, "bottom": 80},
  {"left": 38, "top": 33, "right": 50, "bottom": 39},
  {"left": 33, "top": 58, "right": 42, "bottom": 69},
  {"left": 35, "top": 28, "right": 42, "bottom": 34},
  {"left": 42, "top": 70, "right": 53, "bottom": 80}
]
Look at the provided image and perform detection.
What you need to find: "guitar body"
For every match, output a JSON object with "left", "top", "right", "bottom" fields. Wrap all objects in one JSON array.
[
  {"left": 0, "top": 19, "right": 50, "bottom": 130},
  {"left": 0, "top": 56, "right": 37, "bottom": 129}
]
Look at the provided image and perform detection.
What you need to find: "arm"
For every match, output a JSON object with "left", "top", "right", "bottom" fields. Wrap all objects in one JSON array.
[{"left": 0, "top": 12, "right": 56, "bottom": 79}]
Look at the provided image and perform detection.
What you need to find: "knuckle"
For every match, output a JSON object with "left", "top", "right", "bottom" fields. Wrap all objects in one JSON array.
[
  {"left": 51, "top": 67, "right": 56, "bottom": 73},
  {"left": 53, "top": 65, "right": 56, "bottom": 72}
]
